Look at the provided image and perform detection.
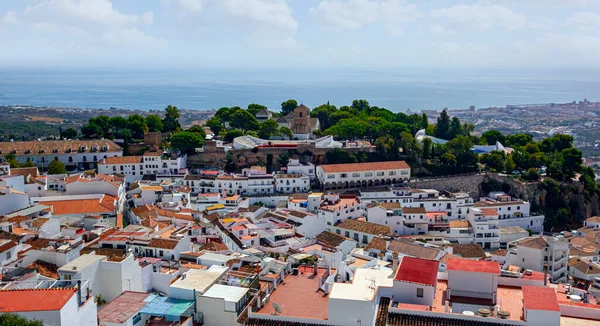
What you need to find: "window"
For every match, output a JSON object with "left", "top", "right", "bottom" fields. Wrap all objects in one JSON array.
[
  {"left": 389, "top": 171, "right": 396, "bottom": 176},
  {"left": 336, "top": 229, "right": 340, "bottom": 234},
  {"left": 352, "top": 173, "right": 360, "bottom": 177},
  {"left": 6, "top": 251, "right": 11, "bottom": 260},
  {"left": 159, "top": 250, "right": 164, "bottom": 256},
  {"left": 417, "top": 288, "right": 423, "bottom": 298},
  {"left": 365, "top": 172, "right": 373, "bottom": 177},
  {"left": 362, "top": 235, "right": 368, "bottom": 243},
  {"left": 327, "top": 174, "right": 335, "bottom": 179},
  {"left": 345, "top": 231, "right": 350, "bottom": 237},
  {"left": 376, "top": 171, "right": 384, "bottom": 176},
  {"left": 69, "top": 156, "right": 73, "bottom": 163}
]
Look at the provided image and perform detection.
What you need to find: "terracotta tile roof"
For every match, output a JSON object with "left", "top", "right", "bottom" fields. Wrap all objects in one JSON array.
[
  {"left": 81, "top": 247, "right": 126, "bottom": 262},
  {"left": 27, "top": 260, "right": 59, "bottom": 279},
  {"left": 522, "top": 286, "right": 560, "bottom": 311},
  {"left": 24, "top": 237, "right": 54, "bottom": 250},
  {"left": 438, "top": 253, "right": 464, "bottom": 265},
  {"left": 447, "top": 258, "right": 499, "bottom": 274},
  {"left": 479, "top": 208, "right": 499, "bottom": 216},
  {"left": 449, "top": 220, "right": 470, "bottom": 228},
  {"left": 147, "top": 238, "right": 179, "bottom": 250},
  {"left": 0, "top": 288, "right": 77, "bottom": 312},
  {"left": 0, "top": 140, "right": 121, "bottom": 156},
  {"left": 568, "top": 257, "right": 600, "bottom": 275},
  {"left": 319, "top": 161, "right": 409, "bottom": 173},
  {"left": 143, "top": 148, "right": 163, "bottom": 156},
  {"left": 3, "top": 215, "right": 31, "bottom": 224},
  {"left": 585, "top": 216, "right": 600, "bottom": 224},
  {"left": 41, "top": 195, "right": 117, "bottom": 215},
  {"left": 474, "top": 200, "right": 525, "bottom": 207},
  {"left": 99, "top": 156, "right": 142, "bottom": 164},
  {"left": 569, "top": 247, "right": 598, "bottom": 257},
  {"left": 0, "top": 240, "right": 17, "bottom": 253},
  {"left": 447, "top": 244, "right": 486, "bottom": 259},
  {"left": 388, "top": 240, "right": 440, "bottom": 260},
  {"left": 316, "top": 231, "right": 352, "bottom": 248},
  {"left": 402, "top": 207, "right": 426, "bottom": 214},
  {"left": 365, "top": 237, "right": 387, "bottom": 252},
  {"left": 395, "top": 257, "right": 439, "bottom": 286},
  {"left": 9, "top": 167, "right": 39, "bottom": 182},
  {"left": 491, "top": 249, "right": 508, "bottom": 256},
  {"left": 197, "top": 241, "right": 229, "bottom": 252},
  {"left": 0, "top": 230, "right": 23, "bottom": 242},
  {"left": 335, "top": 218, "right": 392, "bottom": 236},
  {"left": 380, "top": 202, "right": 401, "bottom": 209},
  {"left": 29, "top": 218, "right": 49, "bottom": 228},
  {"left": 517, "top": 237, "right": 547, "bottom": 250}
]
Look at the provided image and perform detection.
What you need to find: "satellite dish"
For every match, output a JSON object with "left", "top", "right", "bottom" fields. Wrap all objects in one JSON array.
[{"left": 273, "top": 302, "right": 283, "bottom": 315}]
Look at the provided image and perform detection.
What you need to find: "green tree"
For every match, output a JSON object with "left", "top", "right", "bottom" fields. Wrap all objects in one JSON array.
[
  {"left": 422, "top": 137, "right": 433, "bottom": 160},
  {"left": 312, "top": 103, "right": 337, "bottom": 130},
  {"left": 325, "top": 118, "right": 367, "bottom": 140},
  {"left": 505, "top": 133, "right": 533, "bottom": 147},
  {"left": 448, "top": 117, "right": 463, "bottom": 139},
  {"left": 445, "top": 135, "right": 476, "bottom": 166},
  {"left": 0, "top": 314, "right": 44, "bottom": 326},
  {"left": 127, "top": 114, "right": 148, "bottom": 139},
  {"left": 3, "top": 153, "right": 19, "bottom": 168},
  {"left": 504, "top": 154, "right": 516, "bottom": 173},
  {"left": 22, "top": 158, "right": 36, "bottom": 168},
  {"left": 145, "top": 114, "right": 164, "bottom": 132},
  {"left": 224, "top": 129, "right": 244, "bottom": 143},
  {"left": 47, "top": 158, "right": 66, "bottom": 174},
  {"left": 278, "top": 152, "right": 290, "bottom": 167},
  {"left": 561, "top": 147, "right": 583, "bottom": 179},
  {"left": 62, "top": 128, "right": 78, "bottom": 139},
  {"left": 247, "top": 103, "right": 267, "bottom": 116},
  {"left": 281, "top": 99, "right": 298, "bottom": 116},
  {"left": 116, "top": 129, "right": 132, "bottom": 156},
  {"left": 399, "top": 132, "right": 420, "bottom": 161},
  {"left": 230, "top": 110, "right": 259, "bottom": 132},
  {"left": 441, "top": 153, "right": 457, "bottom": 165},
  {"left": 109, "top": 116, "right": 128, "bottom": 134},
  {"left": 258, "top": 119, "right": 280, "bottom": 139},
  {"left": 541, "top": 134, "right": 574, "bottom": 153},
  {"left": 81, "top": 123, "right": 102, "bottom": 139},
  {"left": 482, "top": 130, "right": 505, "bottom": 145},
  {"left": 170, "top": 131, "right": 203, "bottom": 155},
  {"left": 522, "top": 167, "right": 540, "bottom": 181},
  {"left": 163, "top": 105, "right": 181, "bottom": 133},
  {"left": 351, "top": 99, "right": 370, "bottom": 112},
  {"left": 480, "top": 151, "right": 505, "bottom": 172},
  {"left": 205, "top": 117, "right": 223, "bottom": 135},
  {"left": 279, "top": 126, "right": 293, "bottom": 140},
  {"left": 89, "top": 115, "right": 111, "bottom": 138},
  {"left": 435, "top": 109, "right": 451, "bottom": 140},
  {"left": 187, "top": 125, "right": 207, "bottom": 140}
]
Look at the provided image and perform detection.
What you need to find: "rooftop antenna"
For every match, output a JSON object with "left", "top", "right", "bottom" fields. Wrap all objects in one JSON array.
[{"left": 273, "top": 302, "right": 283, "bottom": 315}]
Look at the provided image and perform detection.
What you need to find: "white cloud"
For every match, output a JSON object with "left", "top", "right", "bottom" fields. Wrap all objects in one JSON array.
[
  {"left": 431, "top": 4, "right": 527, "bottom": 31},
  {"left": 309, "top": 0, "right": 420, "bottom": 34},
  {"left": 564, "top": 11, "right": 600, "bottom": 31},
  {"left": 223, "top": 0, "right": 297, "bottom": 33},
  {"left": 142, "top": 11, "right": 154, "bottom": 25},
  {"left": 165, "top": 0, "right": 205, "bottom": 13},
  {"left": 1, "top": 11, "right": 19, "bottom": 25},
  {"left": 101, "top": 28, "right": 167, "bottom": 48},
  {"left": 510, "top": 33, "right": 600, "bottom": 67},
  {"left": 25, "top": 0, "right": 139, "bottom": 25}
]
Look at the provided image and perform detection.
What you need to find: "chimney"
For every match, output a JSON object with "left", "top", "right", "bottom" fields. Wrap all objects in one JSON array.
[
  {"left": 543, "top": 263, "right": 549, "bottom": 286},
  {"left": 392, "top": 252, "right": 399, "bottom": 272}
]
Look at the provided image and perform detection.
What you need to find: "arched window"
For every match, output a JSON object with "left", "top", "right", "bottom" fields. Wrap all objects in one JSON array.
[{"left": 299, "top": 112, "right": 303, "bottom": 117}]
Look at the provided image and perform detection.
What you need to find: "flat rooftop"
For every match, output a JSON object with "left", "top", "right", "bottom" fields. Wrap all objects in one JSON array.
[
  {"left": 170, "top": 266, "right": 228, "bottom": 294},
  {"left": 330, "top": 268, "right": 394, "bottom": 302},
  {"left": 98, "top": 291, "right": 149, "bottom": 324},
  {"left": 57, "top": 254, "right": 106, "bottom": 273},
  {"left": 256, "top": 265, "right": 329, "bottom": 320},
  {"left": 202, "top": 284, "right": 249, "bottom": 302}
]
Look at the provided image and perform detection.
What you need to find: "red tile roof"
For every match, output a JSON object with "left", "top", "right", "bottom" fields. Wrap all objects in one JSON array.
[
  {"left": 147, "top": 238, "right": 179, "bottom": 249},
  {"left": 395, "top": 257, "right": 439, "bottom": 286},
  {"left": 0, "top": 288, "right": 77, "bottom": 312},
  {"left": 522, "top": 286, "right": 560, "bottom": 311},
  {"left": 446, "top": 258, "right": 500, "bottom": 274},
  {"left": 42, "top": 195, "right": 117, "bottom": 215},
  {"left": 320, "top": 161, "right": 409, "bottom": 173},
  {"left": 480, "top": 208, "right": 499, "bottom": 216},
  {"left": 100, "top": 156, "right": 142, "bottom": 164}
]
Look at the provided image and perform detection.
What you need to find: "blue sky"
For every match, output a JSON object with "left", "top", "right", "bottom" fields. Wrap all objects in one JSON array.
[{"left": 1, "top": 0, "right": 599, "bottom": 69}]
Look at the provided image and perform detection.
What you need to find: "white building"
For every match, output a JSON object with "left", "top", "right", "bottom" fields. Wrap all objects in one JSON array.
[
  {"left": 286, "top": 158, "right": 315, "bottom": 180},
  {"left": 0, "top": 287, "right": 98, "bottom": 326},
  {"left": 392, "top": 257, "right": 439, "bottom": 307},
  {"left": 509, "top": 235, "right": 569, "bottom": 282},
  {"left": 0, "top": 139, "right": 122, "bottom": 171},
  {"left": 474, "top": 193, "right": 544, "bottom": 233},
  {"left": 316, "top": 161, "right": 411, "bottom": 189},
  {"left": 197, "top": 284, "right": 251, "bottom": 326},
  {"left": 274, "top": 173, "right": 310, "bottom": 193},
  {"left": 318, "top": 193, "right": 365, "bottom": 226},
  {"left": 330, "top": 218, "right": 392, "bottom": 245},
  {"left": 98, "top": 149, "right": 186, "bottom": 185}
]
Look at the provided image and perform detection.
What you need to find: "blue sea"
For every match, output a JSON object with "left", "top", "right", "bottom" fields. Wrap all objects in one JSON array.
[{"left": 1, "top": 68, "right": 600, "bottom": 112}]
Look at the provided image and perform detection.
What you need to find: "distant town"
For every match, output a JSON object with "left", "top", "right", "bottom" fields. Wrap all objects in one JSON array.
[{"left": 0, "top": 100, "right": 599, "bottom": 326}]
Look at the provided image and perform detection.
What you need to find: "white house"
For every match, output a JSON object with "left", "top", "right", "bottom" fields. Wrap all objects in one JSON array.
[
  {"left": 286, "top": 158, "right": 315, "bottom": 180},
  {"left": 196, "top": 284, "right": 251, "bottom": 326},
  {"left": 316, "top": 161, "right": 411, "bottom": 189},
  {"left": 392, "top": 256, "right": 439, "bottom": 307},
  {"left": 509, "top": 235, "right": 569, "bottom": 282},
  {"left": 522, "top": 286, "right": 561, "bottom": 326},
  {"left": 446, "top": 258, "right": 500, "bottom": 306},
  {"left": 274, "top": 173, "right": 310, "bottom": 193},
  {"left": 98, "top": 149, "right": 186, "bottom": 185},
  {"left": 318, "top": 193, "right": 365, "bottom": 226},
  {"left": 0, "top": 287, "right": 98, "bottom": 326}
]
